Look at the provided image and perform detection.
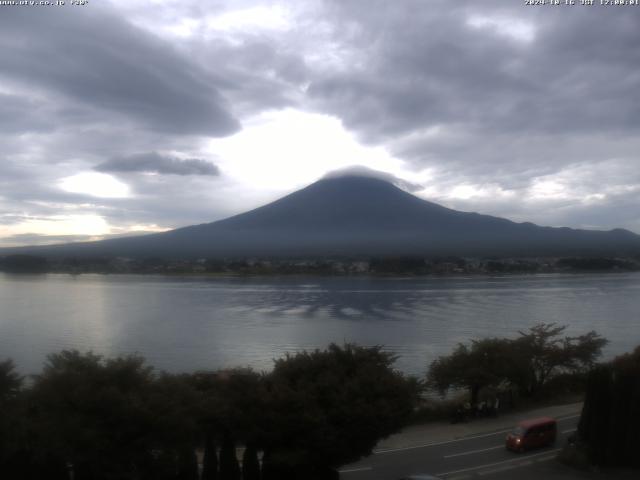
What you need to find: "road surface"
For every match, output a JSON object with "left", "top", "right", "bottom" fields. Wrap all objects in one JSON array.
[{"left": 339, "top": 413, "right": 579, "bottom": 480}]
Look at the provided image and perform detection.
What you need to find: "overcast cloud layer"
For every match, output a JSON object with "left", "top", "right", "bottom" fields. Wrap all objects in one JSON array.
[{"left": 1, "top": 0, "right": 639, "bottom": 246}]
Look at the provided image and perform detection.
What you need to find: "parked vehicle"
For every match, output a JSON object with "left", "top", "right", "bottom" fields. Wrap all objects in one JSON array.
[{"left": 505, "top": 416, "right": 557, "bottom": 452}]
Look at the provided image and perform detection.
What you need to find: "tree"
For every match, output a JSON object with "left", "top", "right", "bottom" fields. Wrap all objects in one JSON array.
[
  {"left": 149, "top": 372, "right": 201, "bottom": 453},
  {"left": 577, "top": 346, "right": 640, "bottom": 467},
  {"left": 0, "top": 359, "right": 26, "bottom": 478},
  {"left": 177, "top": 446, "right": 199, "bottom": 480},
  {"left": 242, "top": 443, "right": 260, "bottom": 480},
  {"left": 193, "top": 368, "right": 268, "bottom": 446},
  {"left": 0, "top": 359, "right": 22, "bottom": 402},
  {"left": 427, "top": 324, "right": 608, "bottom": 401},
  {"left": 261, "top": 344, "right": 421, "bottom": 478},
  {"left": 427, "top": 338, "right": 514, "bottom": 405},
  {"left": 191, "top": 368, "right": 267, "bottom": 480},
  {"left": 514, "top": 324, "right": 607, "bottom": 396},
  {"left": 201, "top": 433, "right": 219, "bottom": 480},
  {"left": 219, "top": 432, "right": 241, "bottom": 480},
  {"left": 28, "top": 350, "right": 179, "bottom": 480},
  {"left": 0, "top": 255, "right": 48, "bottom": 273}
]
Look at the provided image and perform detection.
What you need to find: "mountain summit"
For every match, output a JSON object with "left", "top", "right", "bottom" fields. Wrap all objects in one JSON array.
[{"left": 4, "top": 173, "right": 640, "bottom": 258}]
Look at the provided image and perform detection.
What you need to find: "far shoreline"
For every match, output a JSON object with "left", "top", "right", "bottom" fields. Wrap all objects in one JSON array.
[{"left": 2, "top": 253, "right": 640, "bottom": 277}]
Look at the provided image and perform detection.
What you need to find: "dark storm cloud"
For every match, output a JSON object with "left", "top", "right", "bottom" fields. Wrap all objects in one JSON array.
[
  {"left": 308, "top": 1, "right": 640, "bottom": 159},
  {"left": 307, "top": 1, "right": 516, "bottom": 135},
  {"left": 0, "top": 94, "right": 55, "bottom": 133},
  {"left": 295, "top": 0, "right": 640, "bottom": 232},
  {"left": 0, "top": 149, "right": 233, "bottom": 235},
  {"left": 0, "top": 6, "right": 240, "bottom": 137},
  {"left": 2, "top": 0, "right": 640, "bottom": 244},
  {"left": 0, "top": 2, "right": 312, "bottom": 243},
  {"left": 188, "top": 35, "right": 309, "bottom": 117},
  {"left": 96, "top": 153, "right": 221, "bottom": 176}
]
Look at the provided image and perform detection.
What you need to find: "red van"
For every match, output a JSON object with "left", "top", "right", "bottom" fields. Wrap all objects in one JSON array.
[{"left": 505, "top": 417, "right": 557, "bottom": 452}]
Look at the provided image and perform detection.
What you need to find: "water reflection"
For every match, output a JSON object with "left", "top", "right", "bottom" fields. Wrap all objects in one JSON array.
[{"left": 1, "top": 273, "right": 639, "bottom": 376}]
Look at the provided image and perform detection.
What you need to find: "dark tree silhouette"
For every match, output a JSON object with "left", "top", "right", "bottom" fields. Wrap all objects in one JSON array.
[
  {"left": 0, "top": 359, "right": 22, "bottom": 401},
  {"left": 428, "top": 338, "right": 513, "bottom": 405},
  {"left": 177, "top": 447, "right": 199, "bottom": 480},
  {"left": 0, "top": 255, "right": 48, "bottom": 273},
  {"left": 202, "top": 433, "right": 219, "bottom": 480},
  {"left": 219, "top": 431, "right": 241, "bottom": 480},
  {"left": 577, "top": 346, "right": 640, "bottom": 467},
  {"left": 26, "top": 351, "right": 204, "bottom": 480},
  {"left": 514, "top": 324, "right": 607, "bottom": 396},
  {"left": 242, "top": 443, "right": 260, "bottom": 480},
  {"left": 427, "top": 324, "right": 608, "bottom": 402},
  {"left": 261, "top": 343, "right": 420, "bottom": 478}
]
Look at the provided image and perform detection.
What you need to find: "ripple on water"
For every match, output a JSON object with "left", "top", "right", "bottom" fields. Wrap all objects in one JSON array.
[{"left": 1, "top": 272, "right": 639, "bottom": 376}]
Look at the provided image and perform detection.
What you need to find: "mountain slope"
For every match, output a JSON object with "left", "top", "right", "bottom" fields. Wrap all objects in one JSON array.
[{"left": 3, "top": 175, "right": 640, "bottom": 258}]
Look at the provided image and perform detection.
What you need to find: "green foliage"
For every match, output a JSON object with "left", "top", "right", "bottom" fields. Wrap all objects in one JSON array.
[
  {"left": 515, "top": 324, "right": 607, "bottom": 396},
  {"left": 262, "top": 343, "right": 421, "bottom": 473},
  {"left": 148, "top": 372, "right": 200, "bottom": 448},
  {"left": 0, "top": 344, "right": 420, "bottom": 479},
  {"left": 241, "top": 444, "right": 260, "bottom": 480},
  {"left": 192, "top": 368, "right": 267, "bottom": 444},
  {"left": 0, "top": 254, "right": 48, "bottom": 273},
  {"left": 577, "top": 346, "right": 640, "bottom": 467},
  {"left": 428, "top": 338, "right": 514, "bottom": 404},
  {"left": 369, "top": 257, "right": 427, "bottom": 274},
  {"left": 176, "top": 447, "right": 199, "bottom": 480},
  {"left": 427, "top": 323, "right": 608, "bottom": 401},
  {"left": 557, "top": 257, "right": 638, "bottom": 271},
  {"left": 0, "top": 359, "right": 22, "bottom": 402},
  {"left": 201, "top": 433, "right": 219, "bottom": 480},
  {"left": 31, "top": 351, "right": 162, "bottom": 479},
  {"left": 0, "top": 360, "right": 26, "bottom": 476},
  {"left": 219, "top": 432, "right": 241, "bottom": 480}
]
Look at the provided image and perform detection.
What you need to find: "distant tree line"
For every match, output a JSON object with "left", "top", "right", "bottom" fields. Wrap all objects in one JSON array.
[
  {"left": 556, "top": 257, "right": 639, "bottom": 271},
  {"left": 427, "top": 323, "right": 608, "bottom": 405},
  {"left": 2, "top": 254, "right": 639, "bottom": 275},
  {"left": 0, "top": 344, "right": 420, "bottom": 480},
  {"left": 0, "top": 255, "right": 49, "bottom": 273}
]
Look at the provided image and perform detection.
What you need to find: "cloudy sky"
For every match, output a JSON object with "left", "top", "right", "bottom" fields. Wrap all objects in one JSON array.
[{"left": 1, "top": 0, "right": 639, "bottom": 246}]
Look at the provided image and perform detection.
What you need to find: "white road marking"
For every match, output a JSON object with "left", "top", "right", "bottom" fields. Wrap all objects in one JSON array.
[
  {"left": 478, "top": 464, "right": 517, "bottom": 476},
  {"left": 375, "top": 412, "right": 580, "bottom": 455},
  {"left": 557, "top": 414, "right": 581, "bottom": 421},
  {"left": 375, "top": 429, "right": 512, "bottom": 454},
  {"left": 443, "top": 444, "right": 504, "bottom": 459},
  {"left": 338, "top": 466, "right": 372, "bottom": 474},
  {"left": 436, "top": 448, "right": 561, "bottom": 477},
  {"left": 562, "top": 428, "right": 577, "bottom": 434},
  {"left": 536, "top": 456, "right": 556, "bottom": 463}
]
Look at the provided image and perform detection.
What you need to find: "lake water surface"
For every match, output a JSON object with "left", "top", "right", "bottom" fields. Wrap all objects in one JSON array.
[{"left": 1, "top": 272, "right": 639, "bottom": 376}]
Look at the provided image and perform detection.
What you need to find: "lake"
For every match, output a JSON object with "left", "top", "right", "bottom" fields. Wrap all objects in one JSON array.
[{"left": 1, "top": 272, "right": 639, "bottom": 376}]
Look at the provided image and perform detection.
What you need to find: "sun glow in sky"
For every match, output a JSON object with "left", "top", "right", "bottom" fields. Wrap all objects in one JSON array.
[
  {"left": 208, "top": 109, "right": 408, "bottom": 191},
  {"left": 59, "top": 172, "right": 130, "bottom": 199},
  {"left": 1, "top": 1, "right": 640, "bottom": 246},
  {"left": 6, "top": 215, "right": 111, "bottom": 238}
]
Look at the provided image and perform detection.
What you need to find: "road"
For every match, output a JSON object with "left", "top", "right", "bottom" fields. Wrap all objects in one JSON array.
[{"left": 339, "top": 413, "right": 580, "bottom": 480}]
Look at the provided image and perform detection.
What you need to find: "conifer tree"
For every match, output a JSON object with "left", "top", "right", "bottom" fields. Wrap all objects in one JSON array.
[
  {"left": 242, "top": 443, "right": 260, "bottom": 480},
  {"left": 219, "top": 432, "right": 241, "bottom": 480},
  {"left": 202, "top": 433, "right": 218, "bottom": 480},
  {"left": 177, "top": 447, "right": 199, "bottom": 480}
]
